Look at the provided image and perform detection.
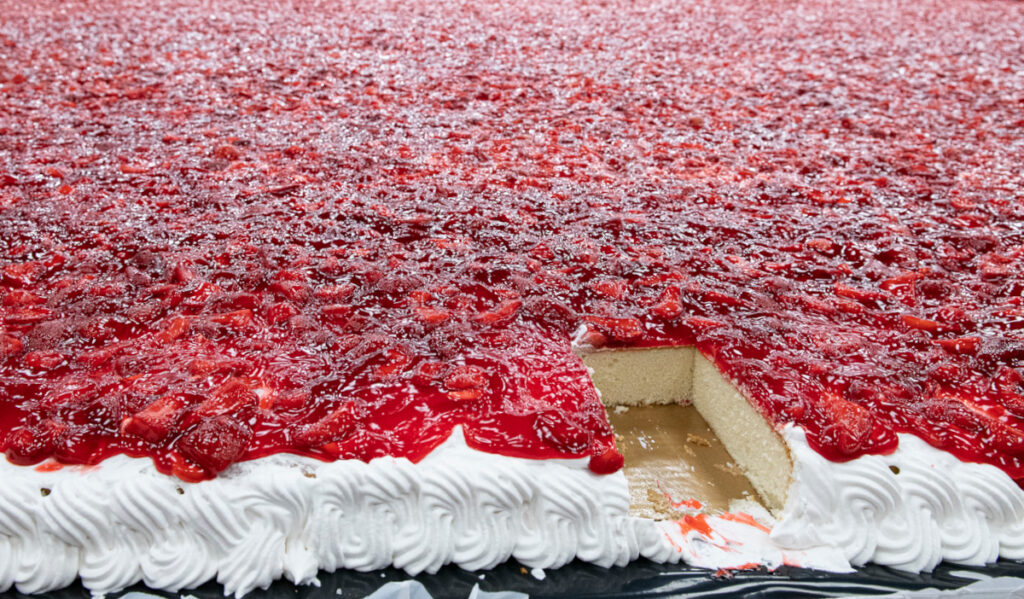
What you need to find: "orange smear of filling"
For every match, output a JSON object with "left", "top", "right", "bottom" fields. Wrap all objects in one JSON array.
[
  {"left": 677, "top": 513, "right": 715, "bottom": 537},
  {"left": 718, "top": 512, "right": 772, "bottom": 534}
]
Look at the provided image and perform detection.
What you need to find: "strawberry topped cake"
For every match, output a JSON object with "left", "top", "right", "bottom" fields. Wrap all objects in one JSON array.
[{"left": 2, "top": 0, "right": 1024, "bottom": 595}]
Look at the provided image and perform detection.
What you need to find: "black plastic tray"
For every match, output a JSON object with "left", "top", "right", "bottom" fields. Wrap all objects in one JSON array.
[{"left": 4, "top": 559, "right": 1024, "bottom": 599}]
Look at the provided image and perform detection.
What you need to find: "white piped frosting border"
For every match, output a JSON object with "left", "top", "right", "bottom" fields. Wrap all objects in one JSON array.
[
  {"left": 2, "top": 425, "right": 1024, "bottom": 597},
  {"left": 774, "top": 426, "right": 1024, "bottom": 571},
  {"left": 0, "top": 428, "right": 673, "bottom": 597}
]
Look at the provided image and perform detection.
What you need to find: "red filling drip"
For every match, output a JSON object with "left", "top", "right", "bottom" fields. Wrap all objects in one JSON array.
[{"left": 1, "top": 0, "right": 1023, "bottom": 483}]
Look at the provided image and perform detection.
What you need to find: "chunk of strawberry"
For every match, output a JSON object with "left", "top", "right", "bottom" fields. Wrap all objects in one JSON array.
[
  {"left": 412, "top": 361, "right": 447, "bottom": 385},
  {"left": 271, "top": 280, "right": 310, "bottom": 303},
  {"left": 156, "top": 316, "right": 190, "bottom": 343},
  {"left": 24, "top": 350, "right": 66, "bottom": 371},
  {"left": 415, "top": 306, "right": 450, "bottom": 324},
  {"left": 823, "top": 395, "right": 874, "bottom": 455},
  {"left": 295, "top": 403, "right": 359, "bottom": 447},
  {"left": 4, "top": 419, "right": 67, "bottom": 465},
  {"left": 322, "top": 304, "right": 352, "bottom": 323},
  {"left": 534, "top": 411, "right": 592, "bottom": 453},
  {"left": 375, "top": 348, "right": 411, "bottom": 378},
  {"left": 901, "top": 314, "right": 941, "bottom": 333},
  {"left": 834, "top": 283, "right": 885, "bottom": 303},
  {"left": 176, "top": 416, "right": 253, "bottom": 474},
  {"left": 4, "top": 307, "right": 51, "bottom": 325},
  {"left": 583, "top": 316, "right": 643, "bottom": 341},
  {"left": 193, "top": 378, "right": 258, "bottom": 420},
  {"left": 2, "top": 261, "right": 41, "bottom": 286},
  {"left": 0, "top": 334, "right": 23, "bottom": 359},
  {"left": 589, "top": 279, "right": 627, "bottom": 299},
  {"left": 315, "top": 283, "right": 357, "bottom": 302},
  {"left": 935, "top": 336, "right": 981, "bottom": 355},
  {"left": 588, "top": 442, "right": 625, "bottom": 474},
  {"left": 475, "top": 299, "right": 521, "bottom": 325},
  {"left": 3, "top": 289, "right": 45, "bottom": 306},
  {"left": 444, "top": 365, "right": 488, "bottom": 390},
  {"left": 210, "top": 309, "right": 253, "bottom": 329},
  {"left": 266, "top": 301, "right": 300, "bottom": 325},
  {"left": 652, "top": 286, "right": 683, "bottom": 319},
  {"left": 121, "top": 395, "right": 187, "bottom": 443}
]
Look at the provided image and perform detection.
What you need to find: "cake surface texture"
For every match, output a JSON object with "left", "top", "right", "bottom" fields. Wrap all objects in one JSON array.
[{"left": 2, "top": 0, "right": 1024, "bottom": 594}]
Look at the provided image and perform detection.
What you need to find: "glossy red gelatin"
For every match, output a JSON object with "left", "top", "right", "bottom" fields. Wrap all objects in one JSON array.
[{"left": 1, "top": 0, "right": 1024, "bottom": 483}]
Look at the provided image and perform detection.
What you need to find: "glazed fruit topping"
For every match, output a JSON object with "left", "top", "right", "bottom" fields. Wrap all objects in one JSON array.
[{"left": 2, "top": 0, "right": 1024, "bottom": 484}]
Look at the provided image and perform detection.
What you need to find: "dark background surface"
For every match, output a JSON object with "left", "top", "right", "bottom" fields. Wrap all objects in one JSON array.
[{"left": 3, "top": 559, "right": 1024, "bottom": 599}]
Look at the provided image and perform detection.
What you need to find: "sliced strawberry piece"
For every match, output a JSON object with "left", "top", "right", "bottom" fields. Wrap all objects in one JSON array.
[
  {"left": 584, "top": 316, "right": 643, "bottom": 341},
  {"left": 415, "top": 306, "right": 450, "bottom": 324},
  {"left": 1000, "top": 391, "right": 1024, "bottom": 419},
  {"left": 447, "top": 389, "right": 482, "bottom": 401},
  {"left": 990, "top": 422, "right": 1024, "bottom": 453},
  {"left": 24, "top": 350, "right": 66, "bottom": 371},
  {"left": 271, "top": 279, "right": 310, "bottom": 303},
  {"left": 75, "top": 344, "right": 119, "bottom": 368},
  {"left": 193, "top": 378, "right": 258, "bottom": 420},
  {"left": 295, "top": 403, "right": 359, "bottom": 447},
  {"left": 315, "top": 283, "right": 357, "bottom": 301},
  {"left": 188, "top": 358, "right": 248, "bottom": 376},
  {"left": 834, "top": 283, "right": 885, "bottom": 303},
  {"left": 156, "top": 316, "right": 189, "bottom": 343},
  {"left": 589, "top": 279, "right": 627, "bottom": 299},
  {"left": 652, "top": 286, "right": 683, "bottom": 319},
  {"left": 822, "top": 395, "right": 874, "bottom": 455},
  {"left": 804, "top": 237, "right": 837, "bottom": 254},
  {"left": 177, "top": 416, "right": 253, "bottom": 474},
  {"left": 0, "top": 334, "right": 23, "bottom": 359},
  {"left": 901, "top": 314, "right": 941, "bottom": 333},
  {"left": 321, "top": 303, "right": 352, "bottom": 323},
  {"left": 935, "top": 336, "right": 981, "bottom": 355},
  {"left": 2, "top": 261, "right": 41, "bottom": 286},
  {"left": 121, "top": 395, "right": 187, "bottom": 443},
  {"left": 4, "top": 307, "right": 51, "bottom": 325},
  {"left": 407, "top": 289, "right": 433, "bottom": 304},
  {"left": 212, "top": 144, "right": 241, "bottom": 161},
  {"left": 375, "top": 348, "right": 411, "bottom": 378},
  {"left": 2, "top": 289, "right": 45, "bottom": 306},
  {"left": 412, "top": 360, "right": 447, "bottom": 385},
  {"left": 475, "top": 299, "right": 521, "bottom": 324},
  {"left": 588, "top": 443, "right": 624, "bottom": 474},
  {"left": 685, "top": 316, "right": 724, "bottom": 331},
  {"left": 534, "top": 411, "right": 592, "bottom": 453},
  {"left": 444, "top": 365, "right": 488, "bottom": 390},
  {"left": 172, "top": 261, "right": 197, "bottom": 283},
  {"left": 266, "top": 301, "right": 300, "bottom": 325},
  {"left": 4, "top": 419, "right": 67, "bottom": 465},
  {"left": 210, "top": 309, "right": 253, "bottom": 329},
  {"left": 271, "top": 390, "right": 309, "bottom": 411}
]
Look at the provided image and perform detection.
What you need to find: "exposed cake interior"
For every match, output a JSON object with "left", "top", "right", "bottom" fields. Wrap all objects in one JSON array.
[{"left": 583, "top": 347, "right": 793, "bottom": 514}]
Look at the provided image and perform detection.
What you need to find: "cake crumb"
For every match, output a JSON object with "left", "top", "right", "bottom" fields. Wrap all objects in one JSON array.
[
  {"left": 530, "top": 567, "right": 546, "bottom": 580},
  {"left": 686, "top": 433, "right": 711, "bottom": 447},
  {"left": 520, "top": 567, "right": 528, "bottom": 575}
]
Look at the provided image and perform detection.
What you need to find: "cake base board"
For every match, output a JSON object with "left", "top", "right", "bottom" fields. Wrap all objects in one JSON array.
[{"left": 608, "top": 405, "right": 758, "bottom": 519}]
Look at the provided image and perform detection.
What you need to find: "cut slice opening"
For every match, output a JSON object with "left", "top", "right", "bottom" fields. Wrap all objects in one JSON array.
[{"left": 581, "top": 346, "right": 793, "bottom": 515}]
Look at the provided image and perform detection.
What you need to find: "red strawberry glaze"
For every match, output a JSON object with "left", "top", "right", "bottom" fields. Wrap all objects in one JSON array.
[{"left": 2, "top": 0, "right": 1024, "bottom": 483}]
